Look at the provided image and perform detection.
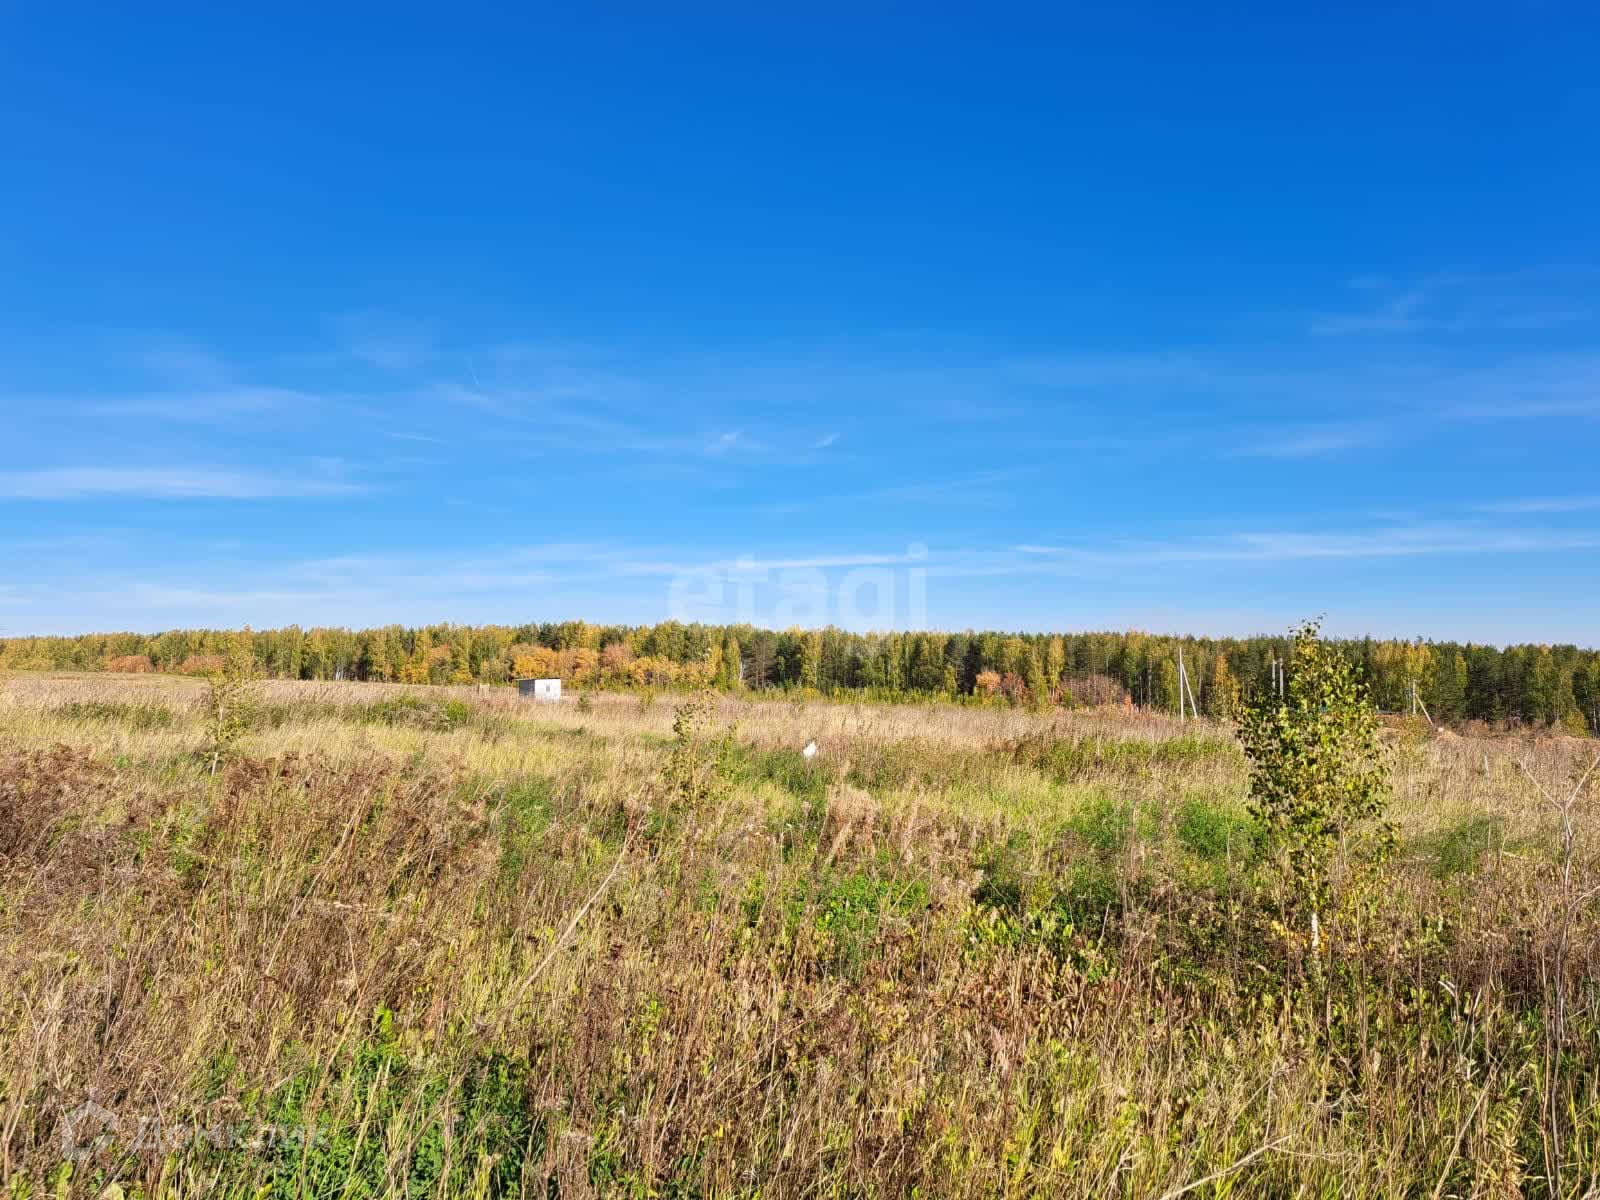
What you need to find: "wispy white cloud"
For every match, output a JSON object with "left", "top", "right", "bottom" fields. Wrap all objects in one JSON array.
[
  {"left": 121, "top": 583, "right": 339, "bottom": 609},
  {"left": 1440, "top": 353, "right": 1600, "bottom": 420},
  {"left": 695, "top": 549, "right": 926, "bottom": 573},
  {"left": 276, "top": 517, "right": 1600, "bottom": 595},
  {"left": 1310, "top": 286, "right": 1432, "bottom": 336},
  {"left": 136, "top": 346, "right": 234, "bottom": 384},
  {"left": 759, "top": 469, "right": 1031, "bottom": 516},
  {"left": 1231, "top": 422, "right": 1388, "bottom": 459},
  {"left": 0, "top": 533, "right": 127, "bottom": 552},
  {"left": 76, "top": 342, "right": 340, "bottom": 422},
  {"left": 90, "top": 385, "right": 319, "bottom": 421},
  {"left": 1008, "top": 354, "right": 1235, "bottom": 390},
  {"left": 706, "top": 430, "right": 762, "bottom": 455},
  {"left": 33, "top": 320, "right": 1600, "bottom": 490},
  {"left": 327, "top": 311, "right": 438, "bottom": 371},
  {"left": 1311, "top": 270, "right": 1594, "bottom": 338},
  {"left": 6, "top": 503, "right": 1595, "bottom": 638},
  {"left": 1009, "top": 521, "right": 1600, "bottom": 568},
  {"left": 0, "top": 467, "right": 364, "bottom": 500},
  {"left": 1477, "top": 495, "right": 1600, "bottom": 514}
]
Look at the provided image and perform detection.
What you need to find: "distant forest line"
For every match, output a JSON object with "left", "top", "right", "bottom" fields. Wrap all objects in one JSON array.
[{"left": 3, "top": 621, "right": 1598, "bottom": 733}]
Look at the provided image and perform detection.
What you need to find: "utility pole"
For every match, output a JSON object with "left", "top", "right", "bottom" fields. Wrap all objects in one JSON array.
[
  {"left": 1412, "top": 679, "right": 1435, "bottom": 728},
  {"left": 1179, "top": 647, "right": 1200, "bottom": 720}
]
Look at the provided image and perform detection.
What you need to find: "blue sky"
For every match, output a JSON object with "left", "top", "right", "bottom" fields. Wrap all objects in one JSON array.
[{"left": 3, "top": 4, "right": 1599, "bottom": 644}]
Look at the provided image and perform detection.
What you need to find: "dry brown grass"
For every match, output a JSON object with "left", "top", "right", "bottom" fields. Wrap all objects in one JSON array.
[{"left": 0, "top": 674, "right": 1596, "bottom": 1198}]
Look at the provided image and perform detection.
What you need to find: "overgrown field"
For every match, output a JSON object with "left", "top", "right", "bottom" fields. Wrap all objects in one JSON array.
[{"left": 1, "top": 673, "right": 1597, "bottom": 1198}]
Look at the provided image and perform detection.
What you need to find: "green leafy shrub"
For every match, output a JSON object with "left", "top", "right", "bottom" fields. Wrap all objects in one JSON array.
[
  {"left": 200, "top": 631, "right": 261, "bottom": 775},
  {"left": 1238, "top": 619, "right": 1393, "bottom": 950},
  {"left": 360, "top": 693, "right": 474, "bottom": 731},
  {"left": 663, "top": 690, "right": 737, "bottom": 809}
]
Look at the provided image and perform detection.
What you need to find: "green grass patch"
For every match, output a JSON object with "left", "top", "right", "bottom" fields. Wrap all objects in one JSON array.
[
  {"left": 487, "top": 774, "right": 557, "bottom": 889},
  {"left": 1063, "top": 794, "right": 1142, "bottom": 853},
  {"left": 362, "top": 694, "right": 474, "bottom": 730},
  {"left": 811, "top": 867, "right": 929, "bottom": 973},
  {"left": 1175, "top": 794, "right": 1261, "bottom": 862},
  {"left": 1009, "top": 731, "right": 1240, "bottom": 783},
  {"left": 728, "top": 744, "right": 830, "bottom": 803},
  {"left": 1416, "top": 812, "right": 1504, "bottom": 877},
  {"left": 971, "top": 828, "right": 1035, "bottom": 913},
  {"left": 54, "top": 700, "right": 179, "bottom": 730},
  {"left": 254, "top": 694, "right": 520, "bottom": 737},
  {"left": 739, "top": 863, "right": 928, "bottom": 975},
  {"left": 845, "top": 739, "right": 997, "bottom": 795},
  {"left": 244, "top": 1026, "right": 539, "bottom": 1198}
]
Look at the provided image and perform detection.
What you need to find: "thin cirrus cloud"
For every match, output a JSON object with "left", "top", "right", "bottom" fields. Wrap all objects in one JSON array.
[
  {"left": 48, "top": 323, "right": 1600, "bottom": 471},
  {"left": 1477, "top": 495, "right": 1600, "bottom": 514},
  {"left": 1231, "top": 422, "right": 1388, "bottom": 459},
  {"left": 327, "top": 311, "right": 439, "bottom": 372},
  {"left": 283, "top": 521, "right": 1600, "bottom": 592},
  {"left": 53, "top": 520, "right": 1597, "bottom": 628},
  {"left": 757, "top": 468, "right": 1032, "bottom": 517},
  {"left": 0, "top": 467, "right": 365, "bottom": 501},
  {"left": 705, "top": 430, "right": 761, "bottom": 455},
  {"left": 85, "top": 342, "right": 333, "bottom": 421},
  {"left": 87, "top": 385, "right": 321, "bottom": 421},
  {"left": 1009, "top": 521, "right": 1600, "bottom": 569},
  {"left": 9, "top": 511, "right": 1595, "bottom": 639},
  {"left": 1309, "top": 270, "right": 1595, "bottom": 338}
]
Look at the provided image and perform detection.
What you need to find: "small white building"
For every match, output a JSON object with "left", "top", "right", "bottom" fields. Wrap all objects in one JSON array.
[{"left": 518, "top": 677, "right": 562, "bottom": 703}]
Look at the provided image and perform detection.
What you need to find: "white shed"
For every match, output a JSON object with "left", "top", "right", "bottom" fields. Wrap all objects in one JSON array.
[{"left": 518, "top": 677, "right": 562, "bottom": 702}]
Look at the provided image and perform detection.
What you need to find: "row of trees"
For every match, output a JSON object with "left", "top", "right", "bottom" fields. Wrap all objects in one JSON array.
[{"left": 3, "top": 620, "right": 1597, "bottom": 731}]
